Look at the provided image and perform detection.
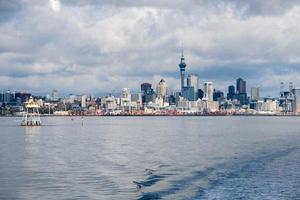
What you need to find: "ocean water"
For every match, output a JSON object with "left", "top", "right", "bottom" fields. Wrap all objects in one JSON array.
[{"left": 0, "top": 116, "right": 299, "bottom": 200}]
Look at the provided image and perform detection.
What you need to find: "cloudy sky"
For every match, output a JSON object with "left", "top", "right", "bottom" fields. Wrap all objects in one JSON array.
[{"left": 1, "top": 0, "right": 300, "bottom": 96}]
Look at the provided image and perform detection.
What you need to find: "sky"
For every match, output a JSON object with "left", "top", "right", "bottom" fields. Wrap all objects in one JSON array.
[{"left": 1, "top": 0, "right": 300, "bottom": 96}]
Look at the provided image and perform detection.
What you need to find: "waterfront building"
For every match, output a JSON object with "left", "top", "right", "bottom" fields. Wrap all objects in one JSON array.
[
  {"left": 51, "top": 89, "right": 59, "bottom": 101},
  {"left": 292, "top": 88, "right": 300, "bottom": 113},
  {"left": 178, "top": 50, "right": 187, "bottom": 92},
  {"left": 187, "top": 74, "right": 199, "bottom": 99},
  {"left": 279, "top": 82, "right": 294, "bottom": 113},
  {"left": 227, "top": 85, "right": 235, "bottom": 100},
  {"left": 204, "top": 82, "right": 213, "bottom": 101},
  {"left": 182, "top": 86, "right": 195, "bottom": 101},
  {"left": 260, "top": 99, "right": 280, "bottom": 113},
  {"left": 236, "top": 78, "right": 247, "bottom": 105},
  {"left": 168, "top": 94, "right": 176, "bottom": 105},
  {"left": 15, "top": 92, "right": 31, "bottom": 105},
  {"left": 2, "top": 90, "right": 14, "bottom": 103},
  {"left": 251, "top": 87, "right": 260, "bottom": 101},
  {"left": 105, "top": 96, "right": 117, "bottom": 113},
  {"left": 131, "top": 93, "right": 142, "bottom": 110},
  {"left": 236, "top": 78, "right": 246, "bottom": 94},
  {"left": 121, "top": 88, "right": 131, "bottom": 112},
  {"left": 198, "top": 89, "right": 204, "bottom": 99},
  {"left": 236, "top": 93, "right": 248, "bottom": 105},
  {"left": 81, "top": 95, "right": 86, "bottom": 108},
  {"left": 213, "top": 90, "right": 224, "bottom": 101},
  {"left": 156, "top": 79, "right": 168, "bottom": 99},
  {"left": 141, "top": 83, "right": 155, "bottom": 104},
  {"left": 202, "top": 98, "right": 219, "bottom": 112}
]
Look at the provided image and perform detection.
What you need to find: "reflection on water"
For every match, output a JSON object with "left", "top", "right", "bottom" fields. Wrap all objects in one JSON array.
[
  {"left": 0, "top": 116, "right": 300, "bottom": 200},
  {"left": 25, "top": 126, "right": 41, "bottom": 141}
]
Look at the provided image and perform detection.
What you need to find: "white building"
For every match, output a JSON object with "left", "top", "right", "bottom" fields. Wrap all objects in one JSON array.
[
  {"left": 156, "top": 79, "right": 168, "bottom": 98},
  {"left": 204, "top": 82, "right": 213, "bottom": 101},
  {"left": 121, "top": 88, "right": 131, "bottom": 112},
  {"left": 187, "top": 74, "right": 199, "bottom": 97},
  {"left": 51, "top": 89, "right": 59, "bottom": 101},
  {"left": 251, "top": 87, "right": 260, "bottom": 101},
  {"left": 81, "top": 95, "right": 86, "bottom": 108}
]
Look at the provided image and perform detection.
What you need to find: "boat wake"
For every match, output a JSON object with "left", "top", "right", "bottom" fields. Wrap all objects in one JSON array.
[{"left": 134, "top": 146, "right": 300, "bottom": 200}]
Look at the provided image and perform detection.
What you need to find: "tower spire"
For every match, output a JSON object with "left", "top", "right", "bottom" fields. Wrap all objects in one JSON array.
[
  {"left": 178, "top": 47, "right": 187, "bottom": 93},
  {"left": 181, "top": 44, "right": 184, "bottom": 58}
]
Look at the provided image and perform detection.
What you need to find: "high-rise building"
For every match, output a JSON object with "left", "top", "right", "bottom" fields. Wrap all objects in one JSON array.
[
  {"left": 141, "top": 83, "right": 155, "bottom": 104},
  {"left": 198, "top": 89, "right": 204, "bottom": 99},
  {"left": 227, "top": 85, "right": 235, "bottom": 100},
  {"left": 156, "top": 79, "right": 168, "bottom": 98},
  {"left": 178, "top": 50, "right": 187, "bottom": 92},
  {"left": 187, "top": 74, "right": 199, "bottom": 99},
  {"left": 15, "top": 92, "right": 31, "bottom": 104},
  {"left": 236, "top": 78, "right": 247, "bottom": 105},
  {"left": 204, "top": 82, "right": 213, "bottom": 101},
  {"left": 3, "top": 90, "right": 14, "bottom": 103},
  {"left": 292, "top": 88, "right": 300, "bottom": 113},
  {"left": 251, "top": 87, "right": 260, "bottom": 101},
  {"left": 236, "top": 78, "right": 246, "bottom": 94},
  {"left": 213, "top": 90, "right": 224, "bottom": 101},
  {"left": 181, "top": 86, "right": 195, "bottom": 101},
  {"left": 121, "top": 88, "right": 131, "bottom": 111},
  {"left": 121, "top": 88, "right": 131, "bottom": 100},
  {"left": 81, "top": 95, "right": 86, "bottom": 108},
  {"left": 51, "top": 89, "right": 59, "bottom": 101}
]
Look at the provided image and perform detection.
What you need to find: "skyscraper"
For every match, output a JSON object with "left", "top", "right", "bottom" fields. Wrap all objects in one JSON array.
[
  {"left": 251, "top": 87, "right": 260, "bottom": 101},
  {"left": 204, "top": 82, "right": 213, "bottom": 101},
  {"left": 156, "top": 79, "right": 168, "bottom": 98},
  {"left": 236, "top": 78, "right": 247, "bottom": 105},
  {"left": 187, "top": 74, "right": 199, "bottom": 99},
  {"left": 227, "top": 85, "right": 235, "bottom": 100},
  {"left": 178, "top": 50, "right": 187, "bottom": 93},
  {"left": 141, "top": 83, "right": 155, "bottom": 104},
  {"left": 213, "top": 90, "right": 224, "bottom": 101},
  {"left": 236, "top": 78, "right": 246, "bottom": 94},
  {"left": 292, "top": 88, "right": 300, "bottom": 113},
  {"left": 51, "top": 89, "right": 59, "bottom": 101}
]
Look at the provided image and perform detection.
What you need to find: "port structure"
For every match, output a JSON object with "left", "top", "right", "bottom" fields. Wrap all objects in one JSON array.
[{"left": 21, "top": 96, "right": 41, "bottom": 126}]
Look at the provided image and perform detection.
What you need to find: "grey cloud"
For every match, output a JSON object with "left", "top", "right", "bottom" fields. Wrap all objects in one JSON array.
[{"left": 1, "top": 0, "right": 300, "bottom": 96}]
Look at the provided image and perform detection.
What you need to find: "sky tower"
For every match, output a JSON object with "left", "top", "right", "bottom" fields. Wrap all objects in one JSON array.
[{"left": 178, "top": 49, "right": 186, "bottom": 92}]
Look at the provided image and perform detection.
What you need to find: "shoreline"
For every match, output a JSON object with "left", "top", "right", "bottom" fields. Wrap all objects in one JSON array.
[{"left": 2, "top": 114, "right": 300, "bottom": 117}]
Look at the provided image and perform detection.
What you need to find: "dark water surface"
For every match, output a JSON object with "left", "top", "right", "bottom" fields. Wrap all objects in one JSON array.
[{"left": 0, "top": 116, "right": 299, "bottom": 200}]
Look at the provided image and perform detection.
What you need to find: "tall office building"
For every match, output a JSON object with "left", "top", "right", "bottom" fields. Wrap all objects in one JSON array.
[
  {"left": 236, "top": 78, "right": 247, "bottom": 105},
  {"left": 213, "top": 90, "right": 224, "bottom": 101},
  {"left": 204, "top": 82, "right": 213, "bottom": 101},
  {"left": 178, "top": 50, "right": 187, "bottom": 92},
  {"left": 187, "top": 74, "right": 199, "bottom": 99},
  {"left": 81, "top": 95, "right": 86, "bottom": 108},
  {"left": 181, "top": 86, "right": 195, "bottom": 101},
  {"left": 3, "top": 90, "right": 14, "bottom": 103},
  {"left": 236, "top": 78, "right": 246, "bottom": 94},
  {"left": 121, "top": 88, "right": 131, "bottom": 111},
  {"left": 198, "top": 89, "right": 204, "bottom": 99},
  {"left": 227, "top": 85, "right": 235, "bottom": 100},
  {"left": 121, "top": 88, "right": 131, "bottom": 100},
  {"left": 251, "top": 87, "right": 260, "bottom": 101},
  {"left": 156, "top": 79, "right": 168, "bottom": 98},
  {"left": 141, "top": 83, "right": 155, "bottom": 104},
  {"left": 51, "top": 89, "right": 59, "bottom": 101},
  {"left": 292, "top": 88, "right": 300, "bottom": 113}
]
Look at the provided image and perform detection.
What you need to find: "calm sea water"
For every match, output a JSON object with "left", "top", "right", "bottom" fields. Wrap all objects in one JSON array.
[{"left": 0, "top": 116, "right": 299, "bottom": 200}]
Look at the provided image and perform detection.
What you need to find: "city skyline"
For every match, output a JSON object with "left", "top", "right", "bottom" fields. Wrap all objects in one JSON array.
[{"left": 1, "top": 1, "right": 300, "bottom": 96}]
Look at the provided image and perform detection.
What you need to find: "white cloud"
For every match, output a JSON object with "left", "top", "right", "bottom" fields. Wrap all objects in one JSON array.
[{"left": 49, "top": 0, "right": 61, "bottom": 12}]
